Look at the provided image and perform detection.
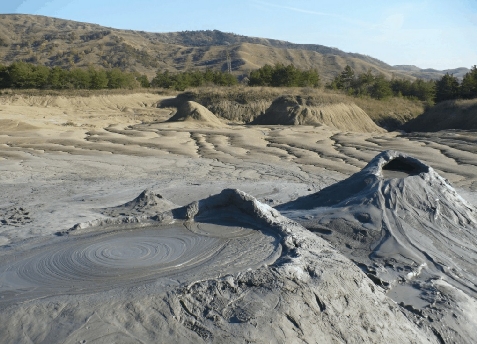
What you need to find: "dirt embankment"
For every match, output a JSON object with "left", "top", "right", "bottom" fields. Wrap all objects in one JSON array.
[
  {"left": 0, "top": 92, "right": 163, "bottom": 111},
  {"left": 161, "top": 91, "right": 385, "bottom": 133},
  {"left": 402, "top": 99, "right": 477, "bottom": 132},
  {"left": 161, "top": 88, "right": 426, "bottom": 132},
  {"left": 252, "top": 95, "right": 385, "bottom": 133},
  {"left": 160, "top": 89, "right": 276, "bottom": 123},
  {"left": 0, "top": 92, "right": 172, "bottom": 130}
]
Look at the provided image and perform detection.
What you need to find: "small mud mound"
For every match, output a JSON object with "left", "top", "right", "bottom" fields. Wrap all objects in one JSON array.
[
  {"left": 279, "top": 150, "right": 477, "bottom": 342},
  {"left": 164, "top": 99, "right": 225, "bottom": 127},
  {"left": 252, "top": 95, "right": 384, "bottom": 133},
  {"left": 99, "top": 189, "right": 177, "bottom": 217}
]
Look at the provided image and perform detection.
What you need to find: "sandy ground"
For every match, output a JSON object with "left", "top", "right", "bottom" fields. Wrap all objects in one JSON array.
[{"left": 0, "top": 93, "right": 476, "bottom": 343}]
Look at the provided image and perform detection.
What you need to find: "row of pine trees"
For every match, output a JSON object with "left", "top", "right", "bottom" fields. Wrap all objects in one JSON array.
[
  {"left": 0, "top": 62, "right": 147, "bottom": 90},
  {"left": 328, "top": 65, "right": 477, "bottom": 103},
  {"left": 1, "top": 61, "right": 476, "bottom": 104}
]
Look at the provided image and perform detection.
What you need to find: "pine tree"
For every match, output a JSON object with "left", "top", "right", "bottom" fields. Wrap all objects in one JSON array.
[
  {"left": 47, "top": 67, "right": 69, "bottom": 89},
  {"left": 69, "top": 68, "right": 91, "bottom": 89},
  {"left": 410, "top": 79, "right": 435, "bottom": 102},
  {"left": 151, "top": 70, "right": 174, "bottom": 88},
  {"left": 435, "top": 73, "right": 460, "bottom": 102},
  {"left": 0, "top": 64, "right": 11, "bottom": 88},
  {"left": 460, "top": 65, "right": 477, "bottom": 99},
  {"left": 106, "top": 68, "right": 137, "bottom": 89},
  {"left": 8, "top": 61, "right": 35, "bottom": 88},
  {"left": 337, "top": 65, "right": 355, "bottom": 90},
  {"left": 136, "top": 74, "right": 150, "bottom": 88},
  {"left": 371, "top": 73, "right": 393, "bottom": 100},
  {"left": 249, "top": 64, "right": 273, "bottom": 86},
  {"left": 354, "top": 69, "right": 375, "bottom": 96}
]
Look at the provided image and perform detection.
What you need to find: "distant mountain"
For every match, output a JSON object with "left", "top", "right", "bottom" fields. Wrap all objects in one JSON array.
[
  {"left": 393, "top": 65, "right": 469, "bottom": 80},
  {"left": 0, "top": 14, "right": 469, "bottom": 81}
]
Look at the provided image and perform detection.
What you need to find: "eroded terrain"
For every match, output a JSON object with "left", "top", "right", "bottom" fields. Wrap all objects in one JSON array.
[{"left": 0, "top": 93, "right": 476, "bottom": 343}]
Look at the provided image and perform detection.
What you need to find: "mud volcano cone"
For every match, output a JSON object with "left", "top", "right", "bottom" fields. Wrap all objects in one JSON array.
[
  {"left": 100, "top": 189, "right": 177, "bottom": 216},
  {"left": 278, "top": 150, "right": 477, "bottom": 341},
  {"left": 280, "top": 150, "right": 477, "bottom": 290}
]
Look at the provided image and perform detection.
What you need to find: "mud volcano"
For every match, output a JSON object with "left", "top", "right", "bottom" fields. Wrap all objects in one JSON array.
[
  {"left": 279, "top": 150, "right": 477, "bottom": 342},
  {"left": 0, "top": 188, "right": 434, "bottom": 343},
  {"left": 0, "top": 222, "right": 279, "bottom": 305}
]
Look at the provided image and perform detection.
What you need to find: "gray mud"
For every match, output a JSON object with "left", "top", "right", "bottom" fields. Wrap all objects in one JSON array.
[
  {"left": 0, "top": 189, "right": 435, "bottom": 343},
  {"left": 2, "top": 94, "right": 477, "bottom": 343},
  {"left": 0, "top": 221, "right": 280, "bottom": 307},
  {"left": 279, "top": 150, "right": 477, "bottom": 343}
]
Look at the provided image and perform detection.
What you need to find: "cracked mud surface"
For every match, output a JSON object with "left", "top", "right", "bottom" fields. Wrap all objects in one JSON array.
[{"left": 0, "top": 93, "right": 476, "bottom": 343}]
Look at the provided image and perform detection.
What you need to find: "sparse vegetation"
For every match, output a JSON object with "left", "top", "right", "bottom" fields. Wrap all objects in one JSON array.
[
  {"left": 402, "top": 98, "right": 477, "bottom": 132},
  {"left": 328, "top": 64, "right": 477, "bottom": 104},
  {"left": 353, "top": 96, "right": 425, "bottom": 130},
  {"left": 327, "top": 65, "right": 435, "bottom": 102},
  {"left": 0, "top": 87, "right": 177, "bottom": 97}
]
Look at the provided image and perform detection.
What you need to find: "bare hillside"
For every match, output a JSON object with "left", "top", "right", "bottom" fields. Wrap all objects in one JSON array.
[{"left": 0, "top": 14, "right": 466, "bottom": 81}]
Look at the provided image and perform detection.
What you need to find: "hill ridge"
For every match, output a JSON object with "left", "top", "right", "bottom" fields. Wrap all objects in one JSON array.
[{"left": 0, "top": 14, "right": 468, "bottom": 81}]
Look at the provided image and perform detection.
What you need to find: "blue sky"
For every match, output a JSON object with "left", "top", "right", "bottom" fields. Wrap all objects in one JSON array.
[{"left": 3, "top": 0, "right": 477, "bottom": 69}]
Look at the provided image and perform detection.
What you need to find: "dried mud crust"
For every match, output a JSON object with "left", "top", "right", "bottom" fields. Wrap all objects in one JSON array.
[{"left": 0, "top": 189, "right": 435, "bottom": 343}]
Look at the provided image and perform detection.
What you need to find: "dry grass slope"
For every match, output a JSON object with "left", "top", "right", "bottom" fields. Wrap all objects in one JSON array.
[
  {"left": 402, "top": 99, "right": 477, "bottom": 132},
  {"left": 353, "top": 96, "right": 426, "bottom": 130},
  {"left": 0, "top": 14, "right": 464, "bottom": 81}
]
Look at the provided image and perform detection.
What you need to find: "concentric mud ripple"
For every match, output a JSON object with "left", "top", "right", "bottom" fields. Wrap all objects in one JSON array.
[
  {"left": 0, "top": 223, "right": 281, "bottom": 303},
  {"left": 16, "top": 233, "right": 219, "bottom": 287}
]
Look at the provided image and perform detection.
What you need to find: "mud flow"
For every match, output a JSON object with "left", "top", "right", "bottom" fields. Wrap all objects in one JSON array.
[{"left": 0, "top": 222, "right": 280, "bottom": 305}]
